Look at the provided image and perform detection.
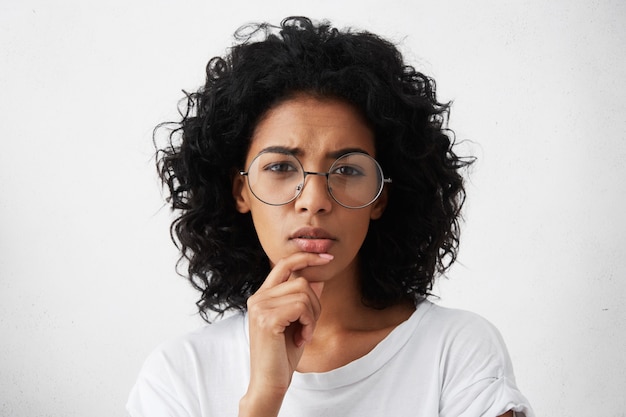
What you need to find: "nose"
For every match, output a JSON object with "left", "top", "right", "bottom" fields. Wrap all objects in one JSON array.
[{"left": 294, "top": 172, "right": 333, "bottom": 214}]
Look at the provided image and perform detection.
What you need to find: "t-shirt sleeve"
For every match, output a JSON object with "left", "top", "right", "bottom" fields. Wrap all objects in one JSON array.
[
  {"left": 438, "top": 312, "right": 535, "bottom": 417},
  {"left": 126, "top": 344, "right": 199, "bottom": 417},
  {"left": 126, "top": 315, "right": 247, "bottom": 417}
]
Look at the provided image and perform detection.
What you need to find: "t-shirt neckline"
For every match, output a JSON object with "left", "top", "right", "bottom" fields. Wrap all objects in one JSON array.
[{"left": 279, "top": 300, "right": 433, "bottom": 390}]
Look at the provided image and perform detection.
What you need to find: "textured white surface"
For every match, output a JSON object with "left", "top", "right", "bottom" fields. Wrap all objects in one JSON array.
[{"left": 1, "top": 1, "right": 624, "bottom": 416}]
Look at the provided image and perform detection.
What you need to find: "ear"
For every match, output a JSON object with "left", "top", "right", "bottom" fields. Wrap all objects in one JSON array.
[
  {"left": 370, "top": 188, "right": 388, "bottom": 220},
  {"left": 232, "top": 173, "right": 251, "bottom": 213}
]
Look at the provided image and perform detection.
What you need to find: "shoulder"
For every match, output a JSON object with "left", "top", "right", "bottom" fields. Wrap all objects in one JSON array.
[
  {"left": 127, "top": 313, "right": 249, "bottom": 416},
  {"left": 139, "top": 312, "right": 248, "bottom": 380},
  {"left": 412, "top": 301, "right": 535, "bottom": 417},
  {"left": 420, "top": 300, "right": 500, "bottom": 331},
  {"left": 403, "top": 301, "right": 514, "bottom": 392},
  {"left": 394, "top": 300, "right": 514, "bottom": 389},
  {"left": 417, "top": 300, "right": 508, "bottom": 354}
]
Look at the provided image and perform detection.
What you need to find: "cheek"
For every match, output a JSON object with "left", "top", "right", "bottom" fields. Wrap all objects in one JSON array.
[
  {"left": 342, "top": 213, "right": 373, "bottom": 253},
  {"left": 249, "top": 206, "right": 288, "bottom": 259}
]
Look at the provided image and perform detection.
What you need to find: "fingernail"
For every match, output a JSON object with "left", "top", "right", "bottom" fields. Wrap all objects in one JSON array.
[{"left": 318, "top": 253, "right": 334, "bottom": 260}]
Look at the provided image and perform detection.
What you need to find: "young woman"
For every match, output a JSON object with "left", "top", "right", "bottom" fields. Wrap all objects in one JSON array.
[{"left": 128, "top": 17, "right": 534, "bottom": 417}]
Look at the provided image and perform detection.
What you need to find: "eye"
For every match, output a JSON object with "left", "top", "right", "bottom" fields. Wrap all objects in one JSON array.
[
  {"left": 263, "top": 161, "right": 298, "bottom": 173},
  {"left": 332, "top": 165, "right": 364, "bottom": 176}
]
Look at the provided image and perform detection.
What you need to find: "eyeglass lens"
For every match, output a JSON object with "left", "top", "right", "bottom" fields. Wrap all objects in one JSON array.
[{"left": 244, "top": 152, "right": 385, "bottom": 208}]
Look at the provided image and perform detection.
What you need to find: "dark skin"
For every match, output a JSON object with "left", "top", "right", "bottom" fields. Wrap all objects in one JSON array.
[{"left": 233, "top": 95, "right": 515, "bottom": 417}]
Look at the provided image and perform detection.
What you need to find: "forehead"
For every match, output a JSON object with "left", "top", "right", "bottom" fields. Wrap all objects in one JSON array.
[{"left": 247, "top": 94, "right": 376, "bottom": 162}]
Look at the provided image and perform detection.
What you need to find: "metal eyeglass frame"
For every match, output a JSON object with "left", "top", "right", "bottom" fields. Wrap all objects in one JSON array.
[{"left": 239, "top": 151, "right": 392, "bottom": 209}]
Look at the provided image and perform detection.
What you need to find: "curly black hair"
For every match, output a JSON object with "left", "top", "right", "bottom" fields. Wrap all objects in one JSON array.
[{"left": 156, "top": 16, "right": 473, "bottom": 321}]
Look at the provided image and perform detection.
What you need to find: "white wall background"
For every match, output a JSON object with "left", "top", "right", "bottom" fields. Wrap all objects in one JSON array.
[{"left": 1, "top": 1, "right": 624, "bottom": 416}]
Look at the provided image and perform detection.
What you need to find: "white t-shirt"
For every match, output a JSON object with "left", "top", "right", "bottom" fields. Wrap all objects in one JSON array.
[{"left": 127, "top": 300, "right": 534, "bottom": 417}]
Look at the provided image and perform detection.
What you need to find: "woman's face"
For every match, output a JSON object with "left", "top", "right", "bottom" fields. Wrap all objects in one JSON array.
[{"left": 232, "top": 94, "right": 387, "bottom": 282}]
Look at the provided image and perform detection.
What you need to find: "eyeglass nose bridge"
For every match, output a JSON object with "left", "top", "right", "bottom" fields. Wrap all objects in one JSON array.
[{"left": 294, "top": 171, "right": 331, "bottom": 194}]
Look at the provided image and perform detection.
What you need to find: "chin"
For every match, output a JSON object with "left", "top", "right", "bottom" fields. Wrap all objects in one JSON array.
[{"left": 291, "top": 265, "right": 331, "bottom": 282}]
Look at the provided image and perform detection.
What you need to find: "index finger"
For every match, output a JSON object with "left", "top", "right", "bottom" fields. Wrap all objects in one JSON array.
[{"left": 260, "top": 252, "right": 333, "bottom": 290}]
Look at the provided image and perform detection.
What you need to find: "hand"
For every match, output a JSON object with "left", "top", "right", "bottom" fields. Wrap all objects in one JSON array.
[{"left": 239, "top": 252, "right": 332, "bottom": 417}]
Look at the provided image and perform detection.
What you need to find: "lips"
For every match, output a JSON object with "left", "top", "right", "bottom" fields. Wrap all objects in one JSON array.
[{"left": 289, "top": 227, "right": 336, "bottom": 253}]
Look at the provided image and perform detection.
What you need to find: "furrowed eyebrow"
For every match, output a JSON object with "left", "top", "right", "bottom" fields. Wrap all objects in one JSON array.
[
  {"left": 258, "top": 146, "right": 301, "bottom": 155},
  {"left": 256, "top": 146, "right": 371, "bottom": 158},
  {"left": 327, "top": 147, "right": 372, "bottom": 159}
]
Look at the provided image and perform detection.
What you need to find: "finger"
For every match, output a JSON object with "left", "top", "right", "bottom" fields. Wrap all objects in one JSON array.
[
  {"left": 251, "top": 279, "right": 322, "bottom": 321},
  {"left": 297, "top": 282, "right": 324, "bottom": 345},
  {"left": 256, "top": 276, "right": 321, "bottom": 304},
  {"left": 274, "top": 281, "right": 323, "bottom": 347},
  {"left": 256, "top": 277, "right": 323, "bottom": 319},
  {"left": 276, "top": 302, "right": 318, "bottom": 348},
  {"left": 250, "top": 292, "right": 319, "bottom": 337},
  {"left": 295, "top": 311, "right": 318, "bottom": 347},
  {"left": 260, "top": 252, "right": 333, "bottom": 290}
]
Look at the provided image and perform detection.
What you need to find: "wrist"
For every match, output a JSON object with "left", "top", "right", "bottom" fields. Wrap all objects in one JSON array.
[{"left": 239, "top": 388, "right": 285, "bottom": 417}]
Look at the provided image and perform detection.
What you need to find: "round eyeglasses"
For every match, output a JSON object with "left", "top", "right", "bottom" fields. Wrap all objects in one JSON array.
[{"left": 239, "top": 151, "right": 392, "bottom": 209}]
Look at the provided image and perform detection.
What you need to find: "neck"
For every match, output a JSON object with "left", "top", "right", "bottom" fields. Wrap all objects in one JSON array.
[
  {"left": 296, "top": 263, "right": 415, "bottom": 373},
  {"left": 315, "top": 259, "right": 414, "bottom": 330}
]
